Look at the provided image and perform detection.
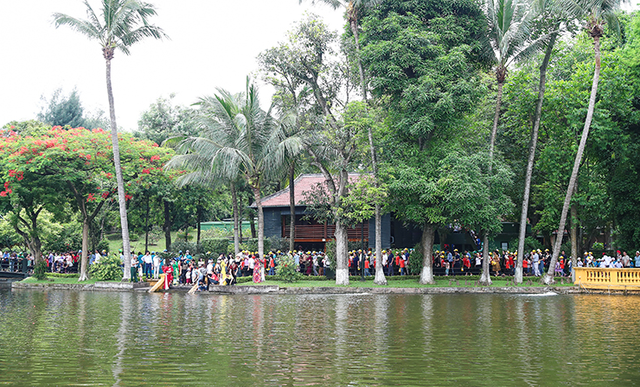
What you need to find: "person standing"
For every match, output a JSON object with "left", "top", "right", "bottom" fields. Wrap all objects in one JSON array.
[
  {"left": 532, "top": 250, "right": 540, "bottom": 276},
  {"left": 152, "top": 252, "right": 161, "bottom": 279},
  {"left": 130, "top": 255, "right": 138, "bottom": 282}
]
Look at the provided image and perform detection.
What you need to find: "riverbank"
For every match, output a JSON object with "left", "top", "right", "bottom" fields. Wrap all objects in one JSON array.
[{"left": 12, "top": 276, "right": 637, "bottom": 295}]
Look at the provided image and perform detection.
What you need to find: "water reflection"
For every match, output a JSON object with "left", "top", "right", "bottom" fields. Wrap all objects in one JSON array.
[{"left": 2, "top": 290, "right": 640, "bottom": 386}]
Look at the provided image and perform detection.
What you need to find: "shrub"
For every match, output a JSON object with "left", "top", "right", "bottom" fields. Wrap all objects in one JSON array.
[
  {"left": 408, "top": 244, "right": 423, "bottom": 275},
  {"left": 89, "top": 253, "right": 123, "bottom": 281},
  {"left": 277, "top": 254, "right": 301, "bottom": 283},
  {"left": 200, "top": 238, "right": 229, "bottom": 255},
  {"left": 129, "top": 232, "right": 140, "bottom": 242},
  {"left": 33, "top": 260, "right": 48, "bottom": 281}
]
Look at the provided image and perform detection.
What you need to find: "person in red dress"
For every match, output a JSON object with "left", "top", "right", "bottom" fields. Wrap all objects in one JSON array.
[{"left": 162, "top": 260, "right": 173, "bottom": 290}]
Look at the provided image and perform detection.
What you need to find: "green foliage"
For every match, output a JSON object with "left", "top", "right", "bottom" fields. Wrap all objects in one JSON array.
[
  {"left": 170, "top": 241, "right": 200, "bottom": 255},
  {"left": 267, "top": 236, "right": 289, "bottom": 253},
  {"left": 88, "top": 254, "right": 123, "bottom": 281},
  {"left": 592, "top": 242, "right": 605, "bottom": 251},
  {"left": 408, "top": 245, "right": 423, "bottom": 275},
  {"left": 96, "top": 239, "right": 109, "bottom": 254},
  {"left": 176, "top": 228, "right": 194, "bottom": 242},
  {"left": 137, "top": 95, "right": 198, "bottom": 146},
  {"left": 200, "top": 238, "right": 229, "bottom": 255},
  {"left": 129, "top": 232, "right": 140, "bottom": 242},
  {"left": 361, "top": 0, "right": 489, "bottom": 141},
  {"left": 33, "top": 260, "right": 48, "bottom": 281},
  {"left": 277, "top": 254, "right": 302, "bottom": 283},
  {"left": 37, "top": 88, "right": 84, "bottom": 128},
  {"left": 240, "top": 238, "right": 270, "bottom": 254}
]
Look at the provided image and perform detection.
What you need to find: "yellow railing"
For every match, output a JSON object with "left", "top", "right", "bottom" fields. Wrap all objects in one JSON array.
[{"left": 574, "top": 267, "right": 640, "bottom": 289}]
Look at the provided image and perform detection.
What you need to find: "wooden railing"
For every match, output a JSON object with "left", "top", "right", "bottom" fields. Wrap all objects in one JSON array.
[
  {"left": 283, "top": 224, "right": 369, "bottom": 241},
  {"left": 574, "top": 267, "right": 640, "bottom": 289}
]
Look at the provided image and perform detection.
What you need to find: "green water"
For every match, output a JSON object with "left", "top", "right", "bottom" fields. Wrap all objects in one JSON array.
[{"left": 0, "top": 289, "right": 639, "bottom": 386}]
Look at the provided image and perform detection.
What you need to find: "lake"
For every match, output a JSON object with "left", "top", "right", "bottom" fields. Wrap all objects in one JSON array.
[{"left": 0, "top": 289, "right": 639, "bottom": 386}]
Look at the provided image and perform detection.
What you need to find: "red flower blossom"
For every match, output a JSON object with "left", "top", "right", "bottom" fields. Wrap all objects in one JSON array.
[
  {"left": 141, "top": 168, "right": 150, "bottom": 174},
  {"left": 125, "top": 194, "right": 133, "bottom": 201},
  {"left": 150, "top": 155, "right": 161, "bottom": 162},
  {"left": 87, "top": 193, "right": 96, "bottom": 202},
  {"left": 0, "top": 191, "right": 7, "bottom": 197}
]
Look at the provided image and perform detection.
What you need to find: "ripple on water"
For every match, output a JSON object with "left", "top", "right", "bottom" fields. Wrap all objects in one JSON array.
[{"left": 2, "top": 290, "right": 640, "bottom": 386}]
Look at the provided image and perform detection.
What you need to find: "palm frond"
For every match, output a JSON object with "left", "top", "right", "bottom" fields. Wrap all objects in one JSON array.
[{"left": 52, "top": 13, "right": 102, "bottom": 41}]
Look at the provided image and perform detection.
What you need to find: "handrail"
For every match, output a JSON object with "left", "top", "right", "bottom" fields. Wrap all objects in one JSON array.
[{"left": 574, "top": 267, "right": 640, "bottom": 289}]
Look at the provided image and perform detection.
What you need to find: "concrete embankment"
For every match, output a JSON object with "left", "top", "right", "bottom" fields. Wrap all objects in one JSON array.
[{"left": 11, "top": 281, "right": 596, "bottom": 295}]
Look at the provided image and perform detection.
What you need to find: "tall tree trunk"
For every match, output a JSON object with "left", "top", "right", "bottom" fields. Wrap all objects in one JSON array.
[
  {"left": 163, "top": 199, "right": 172, "bottom": 252},
  {"left": 335, "top": 219, "right": 349, "bottom": 285},
  {"left": 79, "top": 219, "right": 90, "bottom": 281},
  {"left": 515, "top": 32, "right": 557, "bottom": 284},
  {"left": 488, "top": 79, "right": 505, "bottom": 172},
  {"left": 571, "top": 201, "right": 578, "bottom": 282},
  {"left": 419, "top": 223, "right": 435, "bottom": 285},
  {"left": 231, "top": 181, "right": 240, "bottom": 255},
  {"left": 289, "top": 164, "right": 296, "bottom": 253},
  {"left": 544, "top": 34, "right": 602, "bottom": 285},
  {"left": 350, "top": 17, "right": 367, "bottom": 101},
  {"left": 105, "top": 56, "right": 131, "bottom": 281},
  {"left": 252, "top": 186, "right": 264, "bottom": 259},
  {"left": 373, "top": 205, "right": 387, "bottom": 285},
  {"left": 196, "top": 204, "right": 202, "bottom": 245},
  {"left": 479, "top": 232, "right": 492, "bottom": 285},
  {"left": 144, "top": 195, "right": 150, "bottom": 253},
  {"left": 249, "top": 212, "right": 256, "bottom": 239}
]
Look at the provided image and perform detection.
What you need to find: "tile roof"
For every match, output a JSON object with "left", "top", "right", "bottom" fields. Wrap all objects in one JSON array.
[{"left": 256, "top": 173, "right": 364, "bottom": 208}]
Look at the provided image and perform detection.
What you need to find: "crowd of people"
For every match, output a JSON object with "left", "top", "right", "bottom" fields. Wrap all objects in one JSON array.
[{"left": 4, "top": 245, "right": 640, "bottom": 285}]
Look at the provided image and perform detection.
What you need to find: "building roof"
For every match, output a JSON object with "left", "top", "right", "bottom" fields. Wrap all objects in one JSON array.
[{"left": 255, "top": 173, "right": 363, "bottom": 208}]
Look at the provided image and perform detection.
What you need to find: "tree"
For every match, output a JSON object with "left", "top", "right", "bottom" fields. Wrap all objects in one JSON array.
[
  {"left": 259, "top": 41, "right": 316, "bottom": 255},
  {"left": 260, "top": 16, "right": 362, "bottom": 285},
  {"left": 514, "top": 0, "right": 572, "bottom": 283},
  {"left": 484, "top": 0, "right": 538, "bottom": 163},
  {"left": 53, "top": 0, "right": 167, "bottom": 280},
  {"left": 361, "top": 0, "right": 491, "bottom": 283},
  {"left": 0, "top": 126, "right": 172, "bottom": 280},
  {"left": 168, "top": 79, "right": 304, "bottom": 260},
  {"left": 542, "top": 0, "right": 626, "bottom": 284},
  {"left": 38, "top": 88, "right": 85, "bottom": 128},
  {"left": 137, "top": 94, "right": 197, "bottom": 146},
  {"left": 301, "top": 3, "right": 387, "bottom": 279}
]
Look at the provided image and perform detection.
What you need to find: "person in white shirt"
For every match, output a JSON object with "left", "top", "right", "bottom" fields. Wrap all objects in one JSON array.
[
  {"left": 152, "top": 252, "right": 161, "bottom": 278},
  {"left": 143, "top": 252, "right": 153, "bottom": 278}
]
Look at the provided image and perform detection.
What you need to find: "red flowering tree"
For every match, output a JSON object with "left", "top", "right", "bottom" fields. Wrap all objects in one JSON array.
[{"left": 0, "top": 126, "right": 173, "bottom": 280}]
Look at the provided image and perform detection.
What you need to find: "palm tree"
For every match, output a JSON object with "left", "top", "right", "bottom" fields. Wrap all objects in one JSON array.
[
  {"left": 515, "top": 0, "right": 569, "bottom": 284},
  {"left": 53, "top": 0, "right": 166, "bottom": 281},
  {"left": 543, "top": 0, "right": 625, "bottom": 285},
  {"left": 168, "top": 79, "right": 304, "bottom": 260},
  {"left": 480, "top": 0, "right": 537, "bottom": 285}
]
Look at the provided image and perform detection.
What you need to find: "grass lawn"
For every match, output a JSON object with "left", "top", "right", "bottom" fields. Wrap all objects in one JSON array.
[
  {"left": 239, "top": 276, "right": 576, "bottom": 288},
  {"left": 20, "top": 274, "right": 125, "bottom": 285},
  {"left": 21, "top": 276, "right": 100, "bottom": 285},
  {"left": 106, "top": 231, "right": 180, "bottom": 254}
]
